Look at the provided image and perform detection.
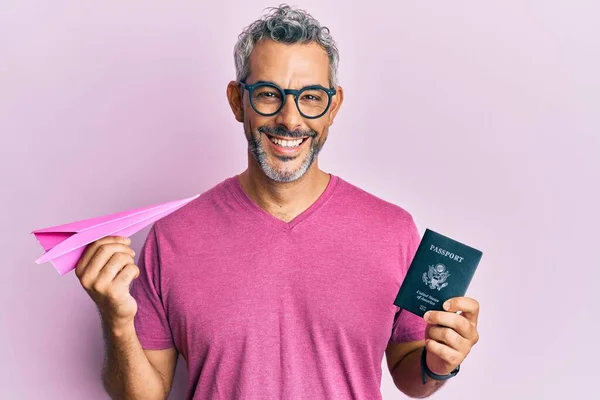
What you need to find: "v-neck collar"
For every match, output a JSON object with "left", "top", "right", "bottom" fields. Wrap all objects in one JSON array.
[{"left": 227, "top": 173, "right": 339, "bottom": 231}]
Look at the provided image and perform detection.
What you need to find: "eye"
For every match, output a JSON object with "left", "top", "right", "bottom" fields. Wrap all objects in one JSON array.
[
  {"left": 302, "top": 94, "right": 319, "bottom": 101},
  {"left": 299, "top": 88, "right": 327, "bottom": 103},
  {"left": 255, "top": 90, "right": 281, "bottom": 99}
]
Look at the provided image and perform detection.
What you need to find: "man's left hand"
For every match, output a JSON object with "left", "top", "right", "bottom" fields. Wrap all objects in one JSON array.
[{"left": 423, "top": 296, "right": 480, "bottom": 375}]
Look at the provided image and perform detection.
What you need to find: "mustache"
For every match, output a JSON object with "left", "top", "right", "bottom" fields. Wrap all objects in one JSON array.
[{"left": 258, "top": 125, "right": 317, "bottom": 139}]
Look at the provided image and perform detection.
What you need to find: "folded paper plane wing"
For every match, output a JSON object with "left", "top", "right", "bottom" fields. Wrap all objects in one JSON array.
[{"left": 32, "top": 194, "right": 200, "bottom": 276}]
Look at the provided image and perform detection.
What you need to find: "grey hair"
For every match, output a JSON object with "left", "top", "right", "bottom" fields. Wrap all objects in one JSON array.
[{"left": 233, "top": 4, "right": 340, "bottom": 88}]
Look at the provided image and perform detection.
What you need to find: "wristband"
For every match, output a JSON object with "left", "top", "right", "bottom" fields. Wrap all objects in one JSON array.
[{"left": 420, "top": 346, "right": 460, "bottom": 384}]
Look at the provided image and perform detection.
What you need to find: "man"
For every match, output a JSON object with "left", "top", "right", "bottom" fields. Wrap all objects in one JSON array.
[{"left": 75, "top": 5, "right": 480, "bottom": 399}]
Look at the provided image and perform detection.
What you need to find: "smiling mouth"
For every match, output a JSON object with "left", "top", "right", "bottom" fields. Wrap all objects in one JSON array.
[{"left": 265, "top": 134, "right": 309, "bottom": 149}]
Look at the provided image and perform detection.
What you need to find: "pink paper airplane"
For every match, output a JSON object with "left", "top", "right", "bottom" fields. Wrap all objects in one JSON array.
[{"left": 32, "top": 194, "right": 200, "bottom": 276}]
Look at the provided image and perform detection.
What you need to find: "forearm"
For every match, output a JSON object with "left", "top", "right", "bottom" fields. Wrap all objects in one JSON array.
[
  {"left": 101, "top": 318, "right": 167, "bottom": 400},
  {"left": 392, "top": 347, "right": 446, "bottom": 399}
]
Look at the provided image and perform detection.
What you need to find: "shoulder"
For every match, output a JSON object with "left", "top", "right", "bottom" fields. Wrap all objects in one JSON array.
[
  {"left": 151, "top": 176, "right": 234, "bottom": 237},
  {"left": 334, "top": 175, "right": 417, "bottom": 228}
]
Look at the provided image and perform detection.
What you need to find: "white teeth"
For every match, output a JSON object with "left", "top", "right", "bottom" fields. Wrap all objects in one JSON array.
[{"left": 269, "top": 136, "right": 304, "bottom": 148}]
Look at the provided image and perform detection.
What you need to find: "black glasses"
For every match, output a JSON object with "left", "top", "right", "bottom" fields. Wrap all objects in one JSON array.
[{"left": 239, "top": 80, "right": 337, "bottom": 119}]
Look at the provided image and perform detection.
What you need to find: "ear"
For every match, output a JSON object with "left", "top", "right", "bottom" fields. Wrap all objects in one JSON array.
[
  {"left": 226, "top": 81, "right": 244, "bottom": 122},
  {"left": 327, "top": 85, "right": 344, "bottom": 127}
]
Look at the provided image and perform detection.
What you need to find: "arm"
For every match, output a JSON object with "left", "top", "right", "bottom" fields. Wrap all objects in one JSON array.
[
  {"left": 101, "top": 319, "right": 178, "bottom": 400},
  {"left": 386, "top": 297, "right": 481, "bottom": 398},
  {"left": 73, "top": 236, "right": 178, "bottom": 400},
  {"left": 386, "top": 340, "right": 445, "bottom": 398}
]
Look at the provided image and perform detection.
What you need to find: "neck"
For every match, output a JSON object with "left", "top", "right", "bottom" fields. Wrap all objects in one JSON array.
[{"left": 237, "top": 159, "right": 331, "bottom": 222}]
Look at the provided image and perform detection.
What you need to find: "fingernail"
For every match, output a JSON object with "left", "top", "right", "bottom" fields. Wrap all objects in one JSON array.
[
  {"left": 424, "top": 312, "right": 430, "bottom": 321},
  {"left": 443, "top": 301, "right": 450, "bottom": 310},
  {"left": 124, "top": 237, "right": 131, "bottom": 244}
]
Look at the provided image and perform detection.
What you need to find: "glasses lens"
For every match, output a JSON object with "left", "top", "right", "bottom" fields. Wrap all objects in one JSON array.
[
  {"left": 298, "top": 88, "right": 330, "bottom": 118},
  {"left": 251, "top": 85, "right": 282, "bottom": 115}
]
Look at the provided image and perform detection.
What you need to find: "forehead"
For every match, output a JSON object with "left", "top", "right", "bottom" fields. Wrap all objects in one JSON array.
[{"left": 247, "top": 39, "right": 330, "bottom": 87}]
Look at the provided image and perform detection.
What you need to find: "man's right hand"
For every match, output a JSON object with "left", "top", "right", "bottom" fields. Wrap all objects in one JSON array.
[{"left": 75, "top": 236, "right": 140, "bottom": 330}]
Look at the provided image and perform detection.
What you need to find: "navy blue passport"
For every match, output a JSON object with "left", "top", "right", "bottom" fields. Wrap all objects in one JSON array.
[{"left": 393, "top": 229, "right": 483, "bottom": 318}]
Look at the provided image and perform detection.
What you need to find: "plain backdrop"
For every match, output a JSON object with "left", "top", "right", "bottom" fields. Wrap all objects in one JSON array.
[{"left": 1, "top": 1, "right": 598, "bottom": 399}]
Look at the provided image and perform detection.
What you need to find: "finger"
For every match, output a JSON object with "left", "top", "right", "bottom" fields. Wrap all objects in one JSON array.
[
  {"left": 75, "top": 236, "right": 131, "bottom": 277},
  {"left": 84, "top": 244, "right": 135, "bottom": 283},
  {"left": 443, "top": 297, "right": 479, "bottom": 324},
  {"left": 77, "top": 236, "right": 131, "bottom": 275},
  {"left": 113, "top": 264, "right": 140, "bottom": 289},
  {"left": 426, "top": 325, "right": 470, "bottom": 354},
  {"left": 80, "top": 244, "right": 135, "bottom": 287},
  {"left": 426, "top": 338, "right": 464, "bottom": 368},
  {"left": 94, "top": 252, "right": 136, "bottom": 290},
  {"left": 424, "top": 311, "right": 476, "bottom": 342}
]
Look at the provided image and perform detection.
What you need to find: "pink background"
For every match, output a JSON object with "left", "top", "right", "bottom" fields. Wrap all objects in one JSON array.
[{"left": 2, "top": 1, "right": 598, "bottom": 399}]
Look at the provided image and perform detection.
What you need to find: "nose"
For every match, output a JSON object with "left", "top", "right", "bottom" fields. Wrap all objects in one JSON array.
[{"left": 274, "top": 93, "right": 303, "bottom": 132}]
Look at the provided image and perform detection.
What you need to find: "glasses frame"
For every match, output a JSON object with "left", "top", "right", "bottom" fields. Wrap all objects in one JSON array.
[{"left": 239, "top": 80, "right": 337, "bottom": 119}]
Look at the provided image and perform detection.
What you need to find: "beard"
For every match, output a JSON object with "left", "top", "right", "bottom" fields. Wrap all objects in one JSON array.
[{"left": 245, "top": 124, "right": 325, "bottom": 183}]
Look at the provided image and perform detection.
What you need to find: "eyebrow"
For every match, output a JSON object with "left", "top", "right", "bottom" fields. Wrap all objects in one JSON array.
[{"left": 252, "top": 80, "right": 327, "bottom": 88}]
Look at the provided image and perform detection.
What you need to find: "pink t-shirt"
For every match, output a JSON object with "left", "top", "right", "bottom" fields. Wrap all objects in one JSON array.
[{"left": 131, "top": 174, "right": 426, "bottom": 399}]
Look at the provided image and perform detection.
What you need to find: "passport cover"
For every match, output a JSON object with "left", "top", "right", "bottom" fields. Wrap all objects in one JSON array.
[{"left": 393, "top": 228, "right": 483, "bottom": 318}]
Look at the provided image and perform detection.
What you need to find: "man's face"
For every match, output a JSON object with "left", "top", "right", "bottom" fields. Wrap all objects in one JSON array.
[{"left": 228, "top": 40, "right": 343, "bottom": 183}]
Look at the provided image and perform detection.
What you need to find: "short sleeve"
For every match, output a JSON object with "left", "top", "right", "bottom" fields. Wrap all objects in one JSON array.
[
  {"left": 388, "top": 215, "right": 427, "bottom": 344},
  {"left": 130, "top": 224, "right": 175, "bottom": 349}
]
